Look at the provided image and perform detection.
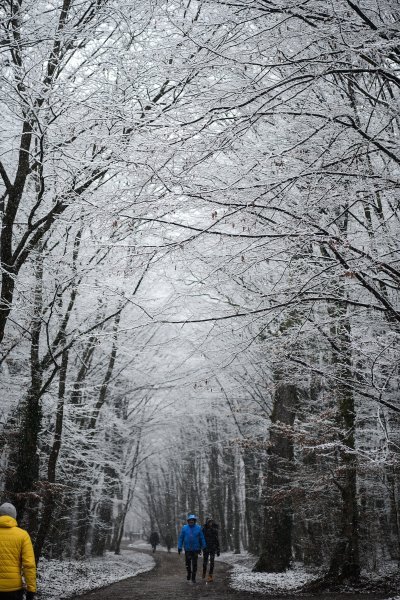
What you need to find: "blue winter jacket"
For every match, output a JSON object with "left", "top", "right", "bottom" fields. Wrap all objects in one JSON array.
[{"left": 178, "top": 523, "right": 206, "bottom": 552}]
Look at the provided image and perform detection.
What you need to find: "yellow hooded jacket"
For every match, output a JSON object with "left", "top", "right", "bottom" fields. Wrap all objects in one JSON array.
[{"left": 0, "top": 515, "right": 36, "bottom": 592}]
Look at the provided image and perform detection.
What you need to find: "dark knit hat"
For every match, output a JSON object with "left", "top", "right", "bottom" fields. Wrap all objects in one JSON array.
[{"left": 0, "top": 502, "right": 17, "bottom": 519}]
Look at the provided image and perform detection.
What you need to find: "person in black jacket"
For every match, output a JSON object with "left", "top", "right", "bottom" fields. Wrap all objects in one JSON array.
[
  {"left": 201, "top": 517, "right": 220, "bottom": 582},
  {"left": 149, "top": 531, "right": 160, "bottom": 552},
  {"left": 164, "top": 532, "right": 173, "bottom": 552}
]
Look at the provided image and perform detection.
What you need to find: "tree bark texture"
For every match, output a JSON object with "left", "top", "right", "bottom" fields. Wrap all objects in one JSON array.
[{"left": 254, "top": 380, "right": 297, "bottom": 572}]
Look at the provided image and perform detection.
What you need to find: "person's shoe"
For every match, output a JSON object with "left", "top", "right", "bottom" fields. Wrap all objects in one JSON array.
[
  {"left": 187, "top": 573, "right": 191, "bottom": 581},
  {"left": 207, "top": 574, "right": 213, "bottom": 582},
  {"left": 191, "top": 579, "right": 196, "bottom": 585}
]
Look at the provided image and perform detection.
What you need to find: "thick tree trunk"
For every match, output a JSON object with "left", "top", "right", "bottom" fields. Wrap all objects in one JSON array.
[
  {"left": 328, "top": 311, "right": 360, "bottom": 582},
  {"left": 0, "top": 118, "right": 33, "bottom": 346},
  {"left": 75, "top": 489, "right": 92, "bottom": 558},
  {"left": 387, "top": 466, "right": 400, "bottom": 562},
  {"left": 253, "top": 380, "right": 297, "bottom": 572},
  {"left": 46, "top": 490, "right": 74, "bottom": 559},
  {"left": 305, "top": 306, "right": 360, "bottom": 590},
  {"left": 34, "top": 348, "right": 69, "bottom": 561},
  {"left": 91, "top": 495, "right": 113, "bottom": 556},
  {"left": 5, "top": 252, "right": 44, "bottom": 524},
  {"left": 328, "top": 463, "right": 359, "bottom": 581}
]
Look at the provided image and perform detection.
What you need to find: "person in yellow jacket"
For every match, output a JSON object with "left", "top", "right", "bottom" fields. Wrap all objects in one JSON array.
[{"left": 0, "top": 502, "right": 36, "bottom": 600}]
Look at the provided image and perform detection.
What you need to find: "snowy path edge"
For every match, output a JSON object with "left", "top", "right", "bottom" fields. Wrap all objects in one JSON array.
[{"left": 37, "top": 550, "right": 155, "bottom": 600}]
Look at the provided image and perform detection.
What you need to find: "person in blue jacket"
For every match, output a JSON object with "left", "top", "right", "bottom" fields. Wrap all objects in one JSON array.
[{"left": 178, "top": 514, "right": 207, "bottom": 583}]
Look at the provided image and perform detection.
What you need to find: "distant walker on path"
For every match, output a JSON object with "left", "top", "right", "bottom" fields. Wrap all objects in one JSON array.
[
  {"left": 149, "top": 531, "right": 160, "bottom": 553},
  {"left": 178, "top": 514, "right": 206, "bottom": 584},
  {"left": 202, "top": 517, "right": 220, "bottom": 582},
  {"left": 0, "top": 502, "right": 36, "bottom": 600},
  {"left": 164, "top": 533, "right": 173, "bottom": 552}
]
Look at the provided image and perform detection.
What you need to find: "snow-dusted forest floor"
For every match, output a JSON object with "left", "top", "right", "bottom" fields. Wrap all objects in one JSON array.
[
  {"left": 36, "top": 550, "right": 154, "bottom": 600},
  {"left": 34, "top": 544, "right": 397, "bottom": 600},
  {"left": 222, "top": 553, "right": 315, "bottom": 593},
  {"left": 68, "top": 549, "right": 392, "bottom": 600},
  {"left": 224, "top": 552, "right": 399, "bottom": 596},
  {"left": 70, "top": 548, "right": 266, "bottom": 600}
]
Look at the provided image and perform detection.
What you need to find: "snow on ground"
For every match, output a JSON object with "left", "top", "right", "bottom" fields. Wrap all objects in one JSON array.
[
  {"left": 127, "top": 539, "right": 151, "bottom": 549},
  {"left": 222, "top": 552, "right": 316, "bottom": 594},
  {"left": 37, "top": 550, "right": 155, "bottom": 600},
  {"left": 128, "top": 540, "right": 178, "bottom": 552},
  {"left": 225, "top": 553, "right": 400, "bottom": 595}
]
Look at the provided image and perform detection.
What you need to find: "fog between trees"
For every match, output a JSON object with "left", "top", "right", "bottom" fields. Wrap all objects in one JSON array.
[{"left": 0, "top": 0, "right": 399, "bottom": 587}]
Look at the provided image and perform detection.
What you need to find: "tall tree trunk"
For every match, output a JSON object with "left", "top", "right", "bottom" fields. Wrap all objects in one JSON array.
[
  {"left": 328, "top": 308, "right": 360, "bottom": 582},
  {"left": 5, "top": 250, "right": 44, "bottom": 524},
  {"left": 208, "top": 421, "right": 228, "bottom": 550},
  {"left": 254, "top": 379, "right": 297, "bottom": 572},
  {"left": 91, "top": 492, "right": 113, "bottom": 557},
  {"left": 0, "top": 117, "right": 33, "bottom": 346},
  {"left": 243, "top": 449, "right": 263, "bottom": 554},
  {"left": 226, "top": 476, "right": 234, "bottom": 551},
  {"left": 34, "top": 347, "right": 69, "bottom": 561},
  {"left": 75, "top": 488, "right": 92, "bottom": 558},
  {"left": 233, "top": 446, "right": 241, "bottom": 554}
]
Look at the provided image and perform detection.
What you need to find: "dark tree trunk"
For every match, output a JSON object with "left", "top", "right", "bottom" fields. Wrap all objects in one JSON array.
[
  {"left": 34, "top": 348, "right": 69, "bottom": 561},
  {"left": 110, "top": 501, "right": 125, "bottom": 555},
  {"left": 253, "top": 380, "right": 297, "bottom": 573},
  {"left": 75, "top": 489, "right": 92, "bottom": 558},
  {"left": 233, "top": 448, "right": 241, "bottom": 554},
  {"left": 328, "top": 311, "right": 360, "bottom": 582},
  {"left": 45, "top": 489, "right": 75, "bottom": 559},
  {"left": 226, "top": 477, "right": 234, "bottom": 551},
  {"left": 208, "top": 418, "right": 228, "bottom": 551},
  {"left": 305, "top": 305, "right": 361, "bottom": 591},
  {"left": 5, "top": 252, "right": 44, "bottom": 523},
  {"left": 91, "top": 496, "right": 113, "bottom": 556},
  {"left": 243, "top": 449, "right": 263, "bottom": 554},
  {"left": 387, "top": 465, "right": 400, "bottom": 561},
  {"left": 114, "top": 439, "right": 141, "bottom": 555},
  {"left": 0, "top": 118, "right": 33, "bottom": 346}
]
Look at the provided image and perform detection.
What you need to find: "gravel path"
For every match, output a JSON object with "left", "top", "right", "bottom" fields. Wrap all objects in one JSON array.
[{"left": 71, "top": 549, "right": 389, "bottom": 600}]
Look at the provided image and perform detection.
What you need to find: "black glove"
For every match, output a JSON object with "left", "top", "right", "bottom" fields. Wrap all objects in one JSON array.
[
  {"left": 26, "top": 593, "right": 35, "bottom": 600},
  {"left": 178, "top": 549, "right": 182, "bottom": 555},
  {"left": 216, "top": 550, "right": 220, "bottom": 557},
  {"left": 198, "top": 550, "right": 202, "bottom": 556}
]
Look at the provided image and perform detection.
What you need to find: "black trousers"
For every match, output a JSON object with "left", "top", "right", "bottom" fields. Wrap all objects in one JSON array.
[
  {"left": 185, "top": 551, "right": 198, "bottom": 580},
  {"left": 203, "top": 550, "right": 215, "bottom": 575},
  {"left": 0, "top": 592, "right": 24, "bottom": 600}
]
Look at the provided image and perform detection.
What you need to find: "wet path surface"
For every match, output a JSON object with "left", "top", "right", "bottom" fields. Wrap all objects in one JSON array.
[
  {"left": 71, "top": 549, "right": 247, "bottom": 600},
  {"left": 71, "top": 549, "right": 389, "bottom": 600}
]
